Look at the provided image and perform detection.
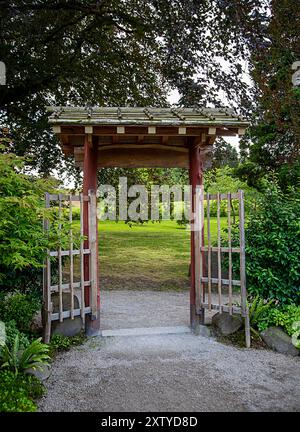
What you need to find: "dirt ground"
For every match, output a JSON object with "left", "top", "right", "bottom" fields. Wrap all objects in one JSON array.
[{"left": 39, "top": 290, "right": 300, "bottom": 412}]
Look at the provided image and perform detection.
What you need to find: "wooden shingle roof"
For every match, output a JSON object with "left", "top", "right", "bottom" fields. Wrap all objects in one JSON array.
[{"left": 47, "top": 106, "right": 249, "bottom": 128}]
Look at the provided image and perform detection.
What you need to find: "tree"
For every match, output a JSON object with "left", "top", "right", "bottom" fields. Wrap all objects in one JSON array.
[
  {"left": 210, "top": 137, "right": 239, "bottom": 169},
  {"left": 0, "top": 0, "right": 269, "bottom": 178},
  {"left": 239, "top": 0, "right": 300, "bottom": 188}
]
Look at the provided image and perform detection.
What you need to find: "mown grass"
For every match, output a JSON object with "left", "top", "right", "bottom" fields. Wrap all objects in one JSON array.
[{"left": 98, "top": 219, "right": 227, "bottom": 288}]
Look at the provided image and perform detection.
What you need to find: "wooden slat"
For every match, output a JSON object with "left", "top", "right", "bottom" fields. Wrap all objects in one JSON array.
[
  {"left": 50, "top": 280, "right": 91, "bottom": 292},
  {"left": 202, "top": 192, "right": 240, "bottom": 201},
  {"left": 239, "top": 190, "right": 251, "bottom": 348},
  {"left": 48, "top": 194, "right": 90, "bottom": 202},
  {"left": 80, "top": 193, "right": 85, "bottom": 327},
  {"left": 200, "top": 246, "right": 240, "bottom": 253},
  {"left": 217, "top": 192, "right": 222, "bottom": 312},
  {"left": 97, "top": 144, "right": 188, "bottom": 152},
  {"left": 89, "top": 190, "right": 98, "bottom": 319},
  {"left": 58, "top": 194, "right": 63, "bottom": 322},
  {"left": 43, "top": 192, "right": 51, "bottom": 343},
  {"left": 51, "top": 307, "right": 91, "bottom": 321},
  {"left": 69, "top": 195, "right": 74, "bottom": 319},
  {"left": 200, "top": 276, "right": 241, "bottom": 286},
  {"left": 49, "top": 248, "right": 90, "bottom": 257},
  {"left": 227, "top": 193, "right": 233, "bottom": 315},
  {"left": 75, "top": 148, "right": 189, "bottom": 169},
  {"left": 199, "top": 303, "right": 241, "bottom": 315},
  {"left": 207, "top": 193, "right": 212, "bottom": 310}
]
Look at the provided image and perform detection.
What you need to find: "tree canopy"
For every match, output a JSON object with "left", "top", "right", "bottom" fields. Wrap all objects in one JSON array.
[
  {"left": 239, "top": 0, "right": 300, "bottom": 188},
  {"left": 0, "top": 0, "right": 271, "bottom": 178}
]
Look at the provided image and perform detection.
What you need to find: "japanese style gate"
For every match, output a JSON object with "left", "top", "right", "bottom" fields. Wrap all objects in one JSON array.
[{"left": 45, "top": 107, "right": 250, "bottom": 346}]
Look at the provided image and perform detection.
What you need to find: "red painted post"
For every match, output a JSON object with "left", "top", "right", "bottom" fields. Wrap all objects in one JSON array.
[
  {"left": 83, "top": 134, "right": 100, "bottom": 335},
  {"left": 189, "top": 139, "right": 204, "bottom": 331}
]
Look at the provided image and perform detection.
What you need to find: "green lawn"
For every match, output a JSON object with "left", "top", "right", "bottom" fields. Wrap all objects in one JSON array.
[{"left": 98, "top": 218, "right": 227, "bottom": 290}]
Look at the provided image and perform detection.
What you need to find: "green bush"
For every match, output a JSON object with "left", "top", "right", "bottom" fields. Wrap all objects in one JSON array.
[
  {"left": 244, "top": 180, "right": 300, "bottom": 305},
  {"left": 0, "top": 148, "right": 70, "bottom": 295},
  {"left": 0, "top": 292, "right": 40, "bottom": 333},
  {"left": 248, "top": 295, "right": 275, "bottom": 334},
  {"left": 258, "top": 305, "right": 300, "bottom": 335},
  {"left": 49, "top": 333, "right": 86, "bottom": 356},
  {"left": 0, "top": 370, "right": 45, "bottom": 412},
  {"left": 3, "top": 320, "right": 30, "bottom": 350}
]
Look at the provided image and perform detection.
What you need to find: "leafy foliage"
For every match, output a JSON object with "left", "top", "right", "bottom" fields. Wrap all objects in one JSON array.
[
  {"left": 49, "top": 333, "right": 86, "bottom": 357},
  {"left": 0, "top": 370, "right": 45, "bottom": 412},
  {"left": 257, "top": 305, "right": 300, "bottom": 336},
  {"left": 204, "top": 166, "right": 259, "bottom": 216},
  {"left": 240, "top": 0, "right": 300, "bottom": 184},
  {"left": 0, "top": 293, "right": 40, "bottom": 333},
  {"left": 210, "top": 137, "right": 239, "bottom": 169},
  {"left": 2, "top": 320, "right": 30, "bottom": 351},
  {"left": 0, "top": 147, "right": 71, "bottom": 292},
  {"left": 244, "top": 180, "right": 300, "bottom": 304},
  {"left": 0, "top": 335, "right": 50, "bottom": 375},
  {"left": 0, "top": 0, "right": 270, "bottom": 178},
  {"left": 248, "top": 295, "right": 276, "bottom": 333},
  {"left": 291, "top": 322, "right": 300, "bottom": 349}
]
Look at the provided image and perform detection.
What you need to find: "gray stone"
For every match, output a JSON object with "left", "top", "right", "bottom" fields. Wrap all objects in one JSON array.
[
  {"left": 26, "top": 364, "right": 51, "bottom": 381},
  {"left": 52, "top": 316, "right": 83, "bottom": 337},
  {"left": 211, "top": 312, "right": 243, "bottom": 335},
  {"left": 51, "top": 292, "right": 80, "bottom": 313},
  {"left": 51, "top": 292, "right": 83, "bottom": 337},
  {"left": 260, "top": 326, "right": 299, "bottom": 357}
]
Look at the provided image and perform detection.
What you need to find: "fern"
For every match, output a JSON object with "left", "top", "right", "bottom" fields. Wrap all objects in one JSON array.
[{"left": 0, "top": 335, "right": 50, "bottom": 375}]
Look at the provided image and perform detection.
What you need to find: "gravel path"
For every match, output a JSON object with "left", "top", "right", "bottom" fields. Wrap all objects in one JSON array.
[
  {"left": 39, "top": 290, "right": 300, "bottom": 412},
  {"left": 100, "top": 289, "right": 239, "bottom": 329}
]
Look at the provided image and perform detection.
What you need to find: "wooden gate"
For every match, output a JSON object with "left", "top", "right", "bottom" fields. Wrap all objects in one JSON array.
[
  {"left": 43, "top": 190, "right": 98, "bottom": 343},
  {"left": 194, "top": 188, "right": 250, "bottom": 347}
]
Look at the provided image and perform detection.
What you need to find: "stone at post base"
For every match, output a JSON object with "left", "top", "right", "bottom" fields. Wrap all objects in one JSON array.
[
  {"left": 52, "top": 316, "right": 83, "bottom": 337},
  {"left": 260, "top": 327, "right": 299, "bottom": 357},
  {"left": 51, "top": 292, "right": 83, "bottom": 337},
  {"left": 211, "top": 312, "right": 243, "bottom": 336}
]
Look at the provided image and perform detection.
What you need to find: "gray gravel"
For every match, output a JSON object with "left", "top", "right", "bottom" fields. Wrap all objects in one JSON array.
[
  {"left": 39, "top": 290, "right": 300, "bottom": 412},
  {"left": 100, "top": 289, "right": 239, "bottom": 329}
]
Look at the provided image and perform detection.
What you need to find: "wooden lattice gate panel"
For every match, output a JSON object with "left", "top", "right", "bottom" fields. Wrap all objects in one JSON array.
[
  {"left": 43, "top": 190, "right": 97, "bottom": 343},
  {"left": 194, "top": 188, "right": 250, "bottom": 347}
]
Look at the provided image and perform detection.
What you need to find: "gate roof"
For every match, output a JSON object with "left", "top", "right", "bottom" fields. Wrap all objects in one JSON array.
[{"left": 47, "top": 106, "right": 249, "bottom": 169}]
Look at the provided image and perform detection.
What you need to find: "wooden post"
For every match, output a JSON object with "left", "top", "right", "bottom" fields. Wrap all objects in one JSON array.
[
  {"left": 239, "top": 190, "right": 250, "bottom": 348},
  {"left": 43, "top": 193, "right": 51, "bottom": 343},
  {"left": 189, "top": 138, "right": 204, "bottom": 332},
  {"left": 83, "top": 134, "right": 100, "bottom": 335}
]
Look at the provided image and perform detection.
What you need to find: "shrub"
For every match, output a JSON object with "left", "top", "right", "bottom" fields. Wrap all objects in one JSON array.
[
  {"left": 244, "top": 180, "right": 300, "bottom": 305},
  {"left": 0, "top": 335, "right": 50, "bottom": 375},
  {"left": 49, "top": 332, "right": 86, "bottom": 356},
  {"left": 0, "top": 370, "right": 45, "bottom": 412},
  {"left": 259, "top": 305, "right": 300, "bottom": 336},
  {"left": 0, "top": 292, "right": 40, "bottom": 333},
  {"left": 3, "top": 320, "right": 30, "bottom": 350},
  {"left": 248, "top": 295, "right": 276, "bottom": 334},
  {"left": 0, "top": 148, "right": 70, "bottom": 295},
  {"left": 249, "top": 299, "right": 300, "bottom": 336}
]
